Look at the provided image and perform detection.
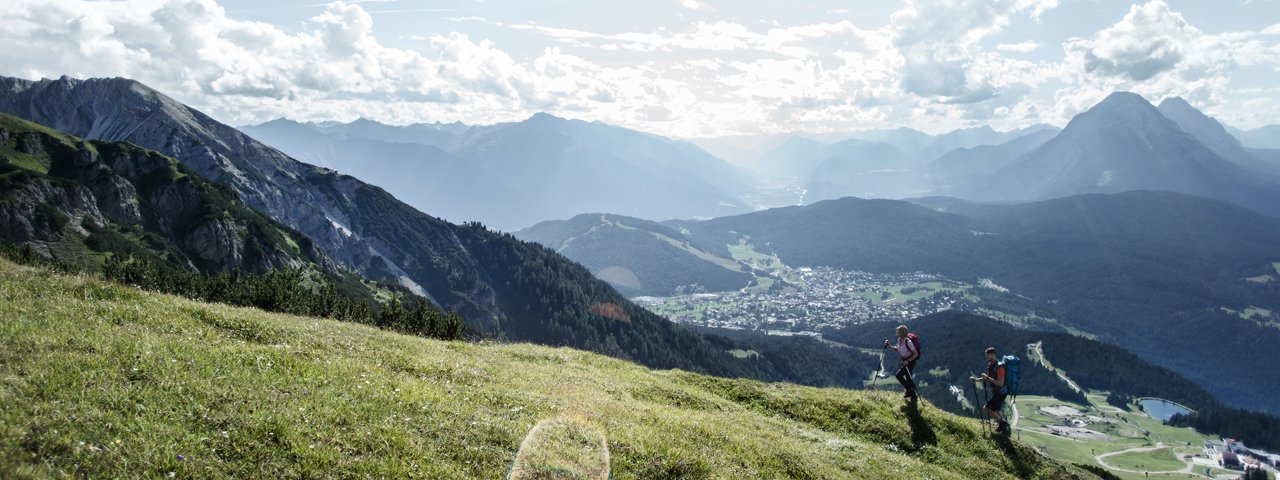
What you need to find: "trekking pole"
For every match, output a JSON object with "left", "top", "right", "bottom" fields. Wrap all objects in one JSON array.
[
  {"left": 970, "top": 372, "right": 987, "bottom": 435},
  {"left": 968, "top": 380, "right": 978, "bottom": 431},
  {"left": 980, "top": 380, "right": 992, "bottom": 435},
  {"left": 1012, "top": 396, "right": 1020, "bottom": 440}
]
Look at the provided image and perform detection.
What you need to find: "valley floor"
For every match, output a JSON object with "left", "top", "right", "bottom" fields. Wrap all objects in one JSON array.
[{"left": 0, "top": 259, "right": 1099, "bottom": 479}]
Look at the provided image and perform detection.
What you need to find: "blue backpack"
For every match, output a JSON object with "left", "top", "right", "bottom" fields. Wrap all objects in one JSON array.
[{"left": 997, "top": 355, "right": 1021, "bottom": 395}]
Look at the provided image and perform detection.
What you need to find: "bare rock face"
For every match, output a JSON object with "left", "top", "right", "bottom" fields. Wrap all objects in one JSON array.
[
  {"left": 184, "top": 217, "right": 243, "bottom": 268},
  {"left": 0, "top": 175, "right": 106, "bottom": 244},
  {"left": 65, "top": 145, "right": 143, "bottom": 226},
  {"left": 13, "top": 130, "right": 43, "bottom": 155}
]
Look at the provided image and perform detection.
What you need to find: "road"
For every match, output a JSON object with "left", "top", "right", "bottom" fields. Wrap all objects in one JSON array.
[{"left": 1094, "top": 443, "right": 1211, "bottom": 477}]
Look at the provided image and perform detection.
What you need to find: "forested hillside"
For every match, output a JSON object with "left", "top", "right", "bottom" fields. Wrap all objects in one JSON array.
[{"left": 517, "top": 213, "right": 755, "bottom": 296}]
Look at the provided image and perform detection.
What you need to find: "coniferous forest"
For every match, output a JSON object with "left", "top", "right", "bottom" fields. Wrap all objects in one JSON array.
[{"left": 1, "top": 243, "right": 467, "bottom": 341}]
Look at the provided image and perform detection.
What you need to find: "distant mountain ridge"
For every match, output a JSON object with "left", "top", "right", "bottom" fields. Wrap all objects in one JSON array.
[
  {"left": 928, "top": 128, "right": 1060, "bottom": 191},
  {"left": 747, "top": 124, "right": 1063, "bottom": 202},
  {"left": 913, "top": 124, "right": 1060, "bottom": 160},
  {"left": 1228, "top": 124, "right": 1280, "bottom": 149},
  {"left": 688, "top": 95, "right": 1278, "bottom": 216},
  {"left": 973, "top": 92, "right": 1280, "bottom": 216},
  {"left": 244, "top": 112, "right": 754, "bottom": 230},
  {"left": 1157, "top": 97, "right": 1280, "bottom": 179}
]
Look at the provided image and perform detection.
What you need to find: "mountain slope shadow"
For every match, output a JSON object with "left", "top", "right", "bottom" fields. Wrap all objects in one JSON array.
[
  {"left": 904, "top": 401, "right": 937, "bottom": 448},
  {"left": 992, "top": 435, "right": 1036, "bottom": 479}
]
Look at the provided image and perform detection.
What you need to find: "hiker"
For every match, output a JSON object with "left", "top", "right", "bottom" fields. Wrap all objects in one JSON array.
[
  {"left": 970, "top": 347, "right": 1010, "bottom": 435},
  {"left": 883, "top": 325, "right": 919, "bottom": 400}
]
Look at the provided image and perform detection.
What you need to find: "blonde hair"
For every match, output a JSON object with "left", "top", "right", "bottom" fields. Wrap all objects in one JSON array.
[{"left": 896, "top": 325, "right": 908, "bottom": 335}]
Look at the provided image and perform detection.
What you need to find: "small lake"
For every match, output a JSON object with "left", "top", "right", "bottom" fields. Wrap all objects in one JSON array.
[{"left": 1139, "top": 398, "right": 1192, "bottom": 421}]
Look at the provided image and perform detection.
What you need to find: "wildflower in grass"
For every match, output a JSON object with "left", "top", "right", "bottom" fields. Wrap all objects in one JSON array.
[{"left": 177, "top": 454, "right": 185, "bottom": 461}]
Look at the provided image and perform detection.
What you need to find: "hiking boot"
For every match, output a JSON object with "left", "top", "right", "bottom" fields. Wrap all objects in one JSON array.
[
  {"left": 995, "top": 422, "right": 1010, "bottom": 435},
  {"left": 903, "top": 390, "right": 918, "bottom": 400}
]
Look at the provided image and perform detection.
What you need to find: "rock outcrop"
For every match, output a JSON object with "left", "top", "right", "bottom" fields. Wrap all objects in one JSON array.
[{"left": 0, "top": 113, "right": 325, "bottom": 274}]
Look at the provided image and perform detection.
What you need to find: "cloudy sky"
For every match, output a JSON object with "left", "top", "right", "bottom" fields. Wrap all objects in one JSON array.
[{"left": 3, "top": 0, "right": 1279, "bottom": 137}]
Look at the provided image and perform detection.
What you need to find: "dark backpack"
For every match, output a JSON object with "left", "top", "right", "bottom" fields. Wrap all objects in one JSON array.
[
  {"left": 998, "top": 355, "right": 1020, "bottom": 395},
  {"left": 906, "top": 333, "right": 922, "bottom": 358}
]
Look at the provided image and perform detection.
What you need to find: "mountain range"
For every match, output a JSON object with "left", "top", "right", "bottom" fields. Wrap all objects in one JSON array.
[
  {"left": 926, "top": 127, "right": 1061, "bottom": 190},
  {"left": 714, "top": 94, "right": 1280, "bottom": 218},
  {"left": 741, "top": 124, "right": 1064, "bottom": 203},
  {"left": 242, "top": 113, "right": 754, "bottom": 230},
  {"left": 1229, "top": 124, "right": 1280, "bottom": 149},
  {"left": 246, "top": 91, "right": 1280, "bottom": 223},
  {"left": 967, "top": 92, "right": 1280, "bottom": 215}
]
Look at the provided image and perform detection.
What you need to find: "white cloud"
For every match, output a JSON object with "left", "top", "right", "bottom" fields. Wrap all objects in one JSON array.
[
  {"left": 888, "top": 0, "right": 1061, "bottom": 103},
  {"left": 0, "top": 0, "right": 1275, "bottom": 137},
  {"left": 679, "top": 0, "right": 715, "bottom": 13},
  {"left": 0, "top": 0, "right": 675, "bottom": 129},
  {"left": 997, "top": 41, "right": 1042, "bottom": 53},
  {"left": 1066, "top": 1, "right": 1195, "bottom": 81}
]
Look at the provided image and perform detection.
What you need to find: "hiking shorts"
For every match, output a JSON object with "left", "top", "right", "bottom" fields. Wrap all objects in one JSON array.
[{"left": 985, "top": 392, "right": 1007, "bottom": 412}]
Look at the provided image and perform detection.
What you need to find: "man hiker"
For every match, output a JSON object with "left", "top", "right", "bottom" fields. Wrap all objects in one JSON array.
[
  {"left": 970, "top": 347, "right": 1010, "bottom": 435},
  {"left": 883, "top": 325, "right": 919, "bottom": 400}
]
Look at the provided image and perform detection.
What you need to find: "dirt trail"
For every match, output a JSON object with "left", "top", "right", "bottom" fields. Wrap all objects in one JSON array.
[{"left": 1029, "top": 341, "right": 1085, "bottom": 395}]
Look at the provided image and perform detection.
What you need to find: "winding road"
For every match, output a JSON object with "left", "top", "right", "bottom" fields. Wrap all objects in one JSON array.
[{"left": 1094, "top": 443, "right": 1211, "bottom": 477}]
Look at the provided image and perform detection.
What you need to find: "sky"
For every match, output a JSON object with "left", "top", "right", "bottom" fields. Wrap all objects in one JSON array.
[{"left": 2, "top": 0, "right": 1279, "bottom": 138}]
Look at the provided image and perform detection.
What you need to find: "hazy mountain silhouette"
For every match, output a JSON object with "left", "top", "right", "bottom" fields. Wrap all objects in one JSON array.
[
  {"left": 975, "top": 92, "right": 1280, "bottom": 216},
  {"left": 247, "top": 113, "right": 754, "bottom": 230}
]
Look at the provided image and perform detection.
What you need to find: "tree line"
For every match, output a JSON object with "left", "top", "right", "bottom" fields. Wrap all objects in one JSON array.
[
  {"left": 0, "top": 242, "right": 465, "bottom": 341},
  {"left": 1169, "top": 407, "right": 1280, "bottom": 453}
]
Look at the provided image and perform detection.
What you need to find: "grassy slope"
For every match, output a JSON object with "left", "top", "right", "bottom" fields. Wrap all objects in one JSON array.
[{"left": 0, "top": 259, "right": 1099, "bottom": 479}]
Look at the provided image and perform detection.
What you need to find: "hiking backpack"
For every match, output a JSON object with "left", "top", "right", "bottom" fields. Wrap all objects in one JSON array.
[
  {"left": 998, "top": 355, "right": 1020, "bottom": 395},
  {"left": 906, "top": 333, "right": 922, "bottom": 359}
]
